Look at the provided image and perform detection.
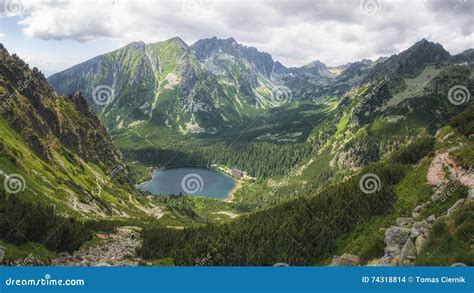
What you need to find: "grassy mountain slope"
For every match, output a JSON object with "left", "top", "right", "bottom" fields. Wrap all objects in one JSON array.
[
  {"left": 0, "top": 44, "right": 154, "bottom": 219},
  {"left": 48, "top": 37, "right": 274, "bottom": 136}
]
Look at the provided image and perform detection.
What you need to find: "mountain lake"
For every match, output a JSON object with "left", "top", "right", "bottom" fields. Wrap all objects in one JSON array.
[{"left": 136, "top": 167, "right": 236, "bottom": 199}]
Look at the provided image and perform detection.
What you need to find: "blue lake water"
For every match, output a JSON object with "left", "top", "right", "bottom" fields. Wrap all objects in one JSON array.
[{"left": 136, "top": 167, "right": 236, "bottom": 199}]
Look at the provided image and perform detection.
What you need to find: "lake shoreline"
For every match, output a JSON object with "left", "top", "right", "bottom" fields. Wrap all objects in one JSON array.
[
  {"left": 137, "top": 167, "right": 238, "bottom": 200},
  {"left": 225, "top": 180, "right": 242, "bottom": 203}
]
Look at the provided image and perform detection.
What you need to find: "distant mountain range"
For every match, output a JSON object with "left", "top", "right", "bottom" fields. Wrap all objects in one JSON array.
[{"left": 48, "top": 37, "right": 473, "bottom": 137}]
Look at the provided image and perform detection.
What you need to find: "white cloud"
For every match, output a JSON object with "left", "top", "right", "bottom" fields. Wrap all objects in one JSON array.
[
  {"left": 19, "top": 52, "right": 76, "bottom": 75},
  {"left": 5, "top": 0, "right": 474, "bottom": 66},
  {"left": 0, "top": 32, "right": 5, "bottom": 38}
]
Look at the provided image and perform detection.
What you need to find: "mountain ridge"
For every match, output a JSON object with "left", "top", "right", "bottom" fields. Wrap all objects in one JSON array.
[
  {"left": 0, "top": 43, "right": 154, "bottom": 218},
  {"left": 47, "top": 37, "right": 473, "bottom": 143}
]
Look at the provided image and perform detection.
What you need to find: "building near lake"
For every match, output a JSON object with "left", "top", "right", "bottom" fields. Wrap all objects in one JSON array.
[{"left": 231, "top": 168, "right": 246, "bottom": 179}]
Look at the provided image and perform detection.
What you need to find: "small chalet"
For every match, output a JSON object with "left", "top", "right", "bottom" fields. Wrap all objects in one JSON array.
[{"left": 231, "top": 168, "right": 246, "bottom": 179}]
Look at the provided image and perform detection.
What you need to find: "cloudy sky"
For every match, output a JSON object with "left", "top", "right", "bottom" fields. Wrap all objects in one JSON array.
[{"left": 0, "top": 0, "right": 472, "bottom": 76}]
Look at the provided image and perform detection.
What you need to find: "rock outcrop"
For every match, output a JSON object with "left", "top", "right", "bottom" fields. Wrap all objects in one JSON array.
[
  {"left": 329, "top": 253, "right": 361, "bottom": 266},
  {"left": 361, "top": 152, "right": 473, "bottom": 266}
]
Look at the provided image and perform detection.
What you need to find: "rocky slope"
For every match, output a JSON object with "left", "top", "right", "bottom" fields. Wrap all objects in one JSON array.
[
  {"left": 53, "top": 227, "right": 142, "bottom": 266},
  {"left": 0, "top": 43, "right": 153, "bottom": 218}
]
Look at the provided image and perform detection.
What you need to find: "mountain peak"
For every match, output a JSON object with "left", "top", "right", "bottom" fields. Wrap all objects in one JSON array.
[
  {"left": 418, "top": 38, "right": 430, "bottom": 44},
  {"left": 296, "top": 60, "right": 330, "bottom": 78},
  {"left": 364, "top": 38, "right": 451, "bottom": 83},
  {"left": 404, "top": 38, "right": 450, "bottom": 63},
  {"left": 168, "top": 36, "right": 187, "bottom": 45},
  {"left": 411, "top": 38, "right": 445, "bottom": 52},
  {"left": 303, "top": 60, "right": 327, "bottom": 69},
  {"left": 190, "top": 36, "right": 277, "bottom": 77},
  {"left": 158, "top": 37, "right": 189, "bottom": 50},
  {"left": 192, "top": 36, "right": 238, "bottom": 49}
]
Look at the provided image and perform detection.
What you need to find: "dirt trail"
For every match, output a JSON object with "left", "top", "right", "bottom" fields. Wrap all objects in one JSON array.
[
  {"left": 427, "top": 151, "right": 473, "bottom": 192},
  {"left": 427, "top": 152, "right": 449, "bottom": 188}
]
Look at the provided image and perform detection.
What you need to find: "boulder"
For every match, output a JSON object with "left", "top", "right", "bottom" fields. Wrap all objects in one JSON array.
[
  {"left": 409, "top": 226, "right": 420, "bottom": 238},
  {"left": 401, "top": 260, "right": 411, "bottom": 266},
  {"left": 377, "top": 255, "right": 392, "bottom": 266},
  {"left": 366, "top": 258, "right": 381, "bottom": 266},
  {"left": 395, "top": 217, "right": 414, "bottom": 228},
  {"left": 412, "top": 205, "right": 423, "bottom": 218},
  {"left": 400, "top": 239, "right": 416, "bottom": 260},
  {"left": 468, "top": 190, "right": 474, "bottom": 202},
  {"left": 390, "top": 255, "right": 402, "bottom": 266},
  {"left": 385, "top": 226, "right": 411, "bottom": 247},
  {"left": 431, "top": 192, "right": 441, "bottom": 201},
  {"left": 384, "top": 245, "right": 401, "bottom": 257},
  {"left": 425, "top": 214, "right": 436, "bottom": 223},
  {"left": 413, "top": 205, "right": 422, "bottom": 213},
  {"left": 447, "top": 199, "right": 465, "bottom": 216},
  {"left": 93, "top": 262, "right": 111, "bottom": 267},
  {"left": 415, "top": 235, "right": 428, "bottom": 255},
  {"left": 413, "top": 220, "right": 431, "bottom": 236},
  {"left": 448, "top": 168, "right": 457, "bottom": 181},
  {"left": 329, "top": 253, "right": 360, "bottom": 266},
  {"left": 451, "top": 262, "right": 467, "bottom": 267},
  {"left": 57, "top": 252, "right": 68, "bottom": 257}
]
